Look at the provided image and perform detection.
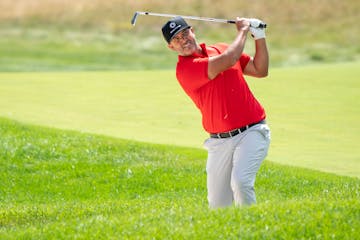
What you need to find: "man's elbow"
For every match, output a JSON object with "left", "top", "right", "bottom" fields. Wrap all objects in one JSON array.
[
  {"left": 259, "top": 69, "right": 268, "bottom": 78},
  {"left": 255, "top": 68, "right": 268, "bottom": 78}
]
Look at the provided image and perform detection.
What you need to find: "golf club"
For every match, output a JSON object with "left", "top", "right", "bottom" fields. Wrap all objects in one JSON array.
[{"left": 131, "top": 11, "right": 267, "bottom": 29}]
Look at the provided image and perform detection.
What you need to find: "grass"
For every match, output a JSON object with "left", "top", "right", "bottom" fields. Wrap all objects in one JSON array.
[
  {"left": 0, "top": 0, "right": 359, "bottom": 71},
  {"left": 0, "top": 117, "right": 359, "bottom": 239},
  {"left": 0, "top": 25, "right": 358, "bottom": 72},
  {"left": 0, "top": 28, "right": 173, "bottom": 71},
  {"left": 0, "top": 62, "right": 359, "bottom": 177},
  {"left": 1, "top": 1, "right": 359, "bottom": 238}
]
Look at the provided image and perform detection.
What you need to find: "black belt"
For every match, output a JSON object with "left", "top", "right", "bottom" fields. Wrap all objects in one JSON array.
[{"left": 210, "top": 120, "right": 266, "bottom": 139}]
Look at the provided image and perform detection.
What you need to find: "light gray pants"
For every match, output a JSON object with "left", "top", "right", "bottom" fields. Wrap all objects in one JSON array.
[{"left": 203, "top": 123, "right": 270, "bottom": 208}]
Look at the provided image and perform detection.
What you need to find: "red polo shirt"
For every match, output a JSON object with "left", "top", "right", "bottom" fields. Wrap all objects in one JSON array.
[{"left": 176, "top": 43, "right": 266, "bottom": 133}]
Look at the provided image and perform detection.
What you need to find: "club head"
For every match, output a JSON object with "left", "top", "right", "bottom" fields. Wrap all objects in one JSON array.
[{"left": 131, "top": 12, "right": 139, "bottom": 26}]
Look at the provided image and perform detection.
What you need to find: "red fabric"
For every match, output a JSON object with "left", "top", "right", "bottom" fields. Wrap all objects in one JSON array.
[{"left": 176, "top": 43, "right": 266, "bottom": 133}]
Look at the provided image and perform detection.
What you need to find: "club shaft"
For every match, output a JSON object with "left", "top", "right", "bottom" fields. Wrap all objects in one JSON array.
[
  {"left": 138, "top": 12, "right": 231, "bottom": 24},
  {"left": 132, "top": 11, "right": 266, "bottom": 28}
]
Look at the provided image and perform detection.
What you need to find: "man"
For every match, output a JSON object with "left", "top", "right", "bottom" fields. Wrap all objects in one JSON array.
[{"left": 161, "top": 16, "right": 271, "bottom": 208}]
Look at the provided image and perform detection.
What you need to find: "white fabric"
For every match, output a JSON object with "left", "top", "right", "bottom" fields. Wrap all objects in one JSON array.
[
  {"left": 248, "top": 18, "right": 266, "bottom": 40},
  {"left": 247, "top": 18, "right": 264, "bottom": 28},
  {"left": 249, "top": 27, "right": 266, "bottom": 40},
  {"left": 203, "top": 123, "right": 271, "bottom": 208}
]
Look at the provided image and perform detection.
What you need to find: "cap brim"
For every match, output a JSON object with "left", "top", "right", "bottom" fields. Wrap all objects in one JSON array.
[{"left": 169, "top": 26, "right": 191, "bottom": 42}]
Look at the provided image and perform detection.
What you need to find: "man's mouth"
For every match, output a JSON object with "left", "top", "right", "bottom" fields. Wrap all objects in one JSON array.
[{"left": 182, "top": 41, "right": 192, "bottom": 49}]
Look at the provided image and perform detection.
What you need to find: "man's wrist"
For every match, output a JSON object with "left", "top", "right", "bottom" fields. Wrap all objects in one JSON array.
[{"left": 250, "top": 27, "right": 265, "bottom": 40}]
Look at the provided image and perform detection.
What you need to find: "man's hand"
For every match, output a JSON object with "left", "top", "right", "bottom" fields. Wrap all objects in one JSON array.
[
  {"left": 248, "top": 18, "right": 266, "bottom": 40},
  {"left": 235, "top": 17, "right": 250, "bottom": 33}
]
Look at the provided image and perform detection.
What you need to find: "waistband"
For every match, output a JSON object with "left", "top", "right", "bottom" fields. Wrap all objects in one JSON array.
[{"left": 210, "top": 120, "right": 266, "bottom": 139}]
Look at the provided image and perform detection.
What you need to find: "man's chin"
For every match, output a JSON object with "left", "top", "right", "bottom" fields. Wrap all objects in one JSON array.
[
  {"left": 180, "top": 51, "right": 193, "bottom": 57},
  {"left": 180, "top": 48, "right": 195, "bottom": 56}
]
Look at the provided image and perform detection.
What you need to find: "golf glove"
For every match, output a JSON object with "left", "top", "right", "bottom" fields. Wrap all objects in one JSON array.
[{"left": 248, "top": 18, "right": 266, "bottom": 40}]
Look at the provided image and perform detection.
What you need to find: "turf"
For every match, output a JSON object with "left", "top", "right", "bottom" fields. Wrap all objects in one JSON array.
[
  {"left": 0, "top": 117, "right": 359, "bottom": 239},
  {"left": 1, "top": 2, "right": 359, "bottom": 238},
  {"left": 0, "top": 25, "right": 358, "bottom": 72},
  {"left": 0, "top": 62, "right": 359, "bottom": 177},
  {"left": 0, "top": 28, "right": 174, "bottom": 72},
  {"left": 0, "top": 1, "right": 359, "bottom": 71}
]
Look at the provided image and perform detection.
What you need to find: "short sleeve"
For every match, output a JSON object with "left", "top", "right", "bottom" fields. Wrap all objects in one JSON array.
[
  {"left": 207, "top": 43, "right": 251, "bottom": 71},
  {"left": 239, "top": 53, "right": 251, "bottom": 71},
  {"left": 176, "top": 57, "right": 210, "bottom": 92}
]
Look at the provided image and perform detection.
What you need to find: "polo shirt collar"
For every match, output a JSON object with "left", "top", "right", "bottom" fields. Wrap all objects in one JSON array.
[
  {"left": 193, "top": 43, "right": 208, "bottom": 57},
  {"left": 178, "top": 43, "right": 208, "bottom": 59}
]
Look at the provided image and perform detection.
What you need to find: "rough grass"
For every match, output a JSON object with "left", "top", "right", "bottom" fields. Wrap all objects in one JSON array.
[
  {"left": 0, "top": 0, "right": 359, "bottom": 70},
  {"left": 0, "top": 117, "right": 359, "bottom": 239},
  {"left": 0, "top": 28, "right": 172, "bottom": 71},
  {"left": 1, "top": 0, "right": 358, "bottom": 33}
]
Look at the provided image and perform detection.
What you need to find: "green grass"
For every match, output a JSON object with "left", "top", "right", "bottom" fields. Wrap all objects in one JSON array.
[
  {"left": 0, "top": 1, "right": 359, "bottom": 73},
  {"left": 0, "top": 0, "right": 359, "bottom": 70},
  {"left": 0, "top": 25, "right": 358, "bottom": 72},
  {"left": 0, "top": 28, "right": 175, "bottom": 71},
  {"left": 0, "top": 62, "right": 359, "bottom": 177},
  {"left": 1, "top": 2, "right": 359, "bottom": 238},
  {"left": 1, "top": 117, "right": 359, "bottom": 239}
]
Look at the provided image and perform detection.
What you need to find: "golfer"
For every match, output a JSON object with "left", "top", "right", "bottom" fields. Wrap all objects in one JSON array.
[{"left": 162, "top": 17, "right": 270, "bottom": 208}]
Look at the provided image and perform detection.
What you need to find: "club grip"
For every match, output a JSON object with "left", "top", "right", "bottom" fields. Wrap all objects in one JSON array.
[{"left": 227, "top": 20, "right": 267, "bottom": 29}]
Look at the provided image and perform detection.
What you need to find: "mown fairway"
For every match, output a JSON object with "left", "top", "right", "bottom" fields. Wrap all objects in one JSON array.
[
  {"left": 1, "top": 118, "right": 359, "bottom": 239},
  {"left": 0, "top": 62, "right": 359, "bottom": 177}
]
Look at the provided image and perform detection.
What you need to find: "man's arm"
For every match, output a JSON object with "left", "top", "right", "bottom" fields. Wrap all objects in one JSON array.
[
  {"left": 243, "top": 39, "right": 269, "bottom": 77},
  {"left": 207, "top": 18, "right": 250, "bottom": 80},
  {"left": 243, "top": 22, "right": 269, "bottom": 78}
]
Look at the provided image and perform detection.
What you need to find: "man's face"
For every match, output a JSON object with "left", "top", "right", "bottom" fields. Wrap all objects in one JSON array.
[{"left": 168, "top": 28, "right": 197, "bottom": 56}]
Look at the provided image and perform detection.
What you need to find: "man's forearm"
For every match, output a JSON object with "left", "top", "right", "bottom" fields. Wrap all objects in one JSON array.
[
  {"left": 207, "top": 18, "right": 250, "bottom": 80},
  {"left": 208, "top": 29, "right": 248, "bottom": 80},
  {"left": 253, "top": 39, "right": 269, "bottom": 77},
  {"left": 224, "top": 31, "right": 248, "bottom": 66}
]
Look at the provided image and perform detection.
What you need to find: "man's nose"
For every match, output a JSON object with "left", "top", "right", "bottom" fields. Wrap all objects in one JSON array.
[{"left": 179, "top": 37, "right": 187, "bottom": 43}]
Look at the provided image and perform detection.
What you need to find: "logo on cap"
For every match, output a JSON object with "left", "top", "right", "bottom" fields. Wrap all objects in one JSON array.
[{"left": 170, "top": 22, "right": 182, "bottom": 34}]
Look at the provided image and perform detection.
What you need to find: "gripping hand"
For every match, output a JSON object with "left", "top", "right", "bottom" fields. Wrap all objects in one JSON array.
[{"left": 248, "top": 18, "right": 266, "bottom": 40}]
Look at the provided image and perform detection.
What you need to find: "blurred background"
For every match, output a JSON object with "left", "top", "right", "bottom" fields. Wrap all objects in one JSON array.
[{"left": 0, "top": 0, "right": 359, "bottom": 71}]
